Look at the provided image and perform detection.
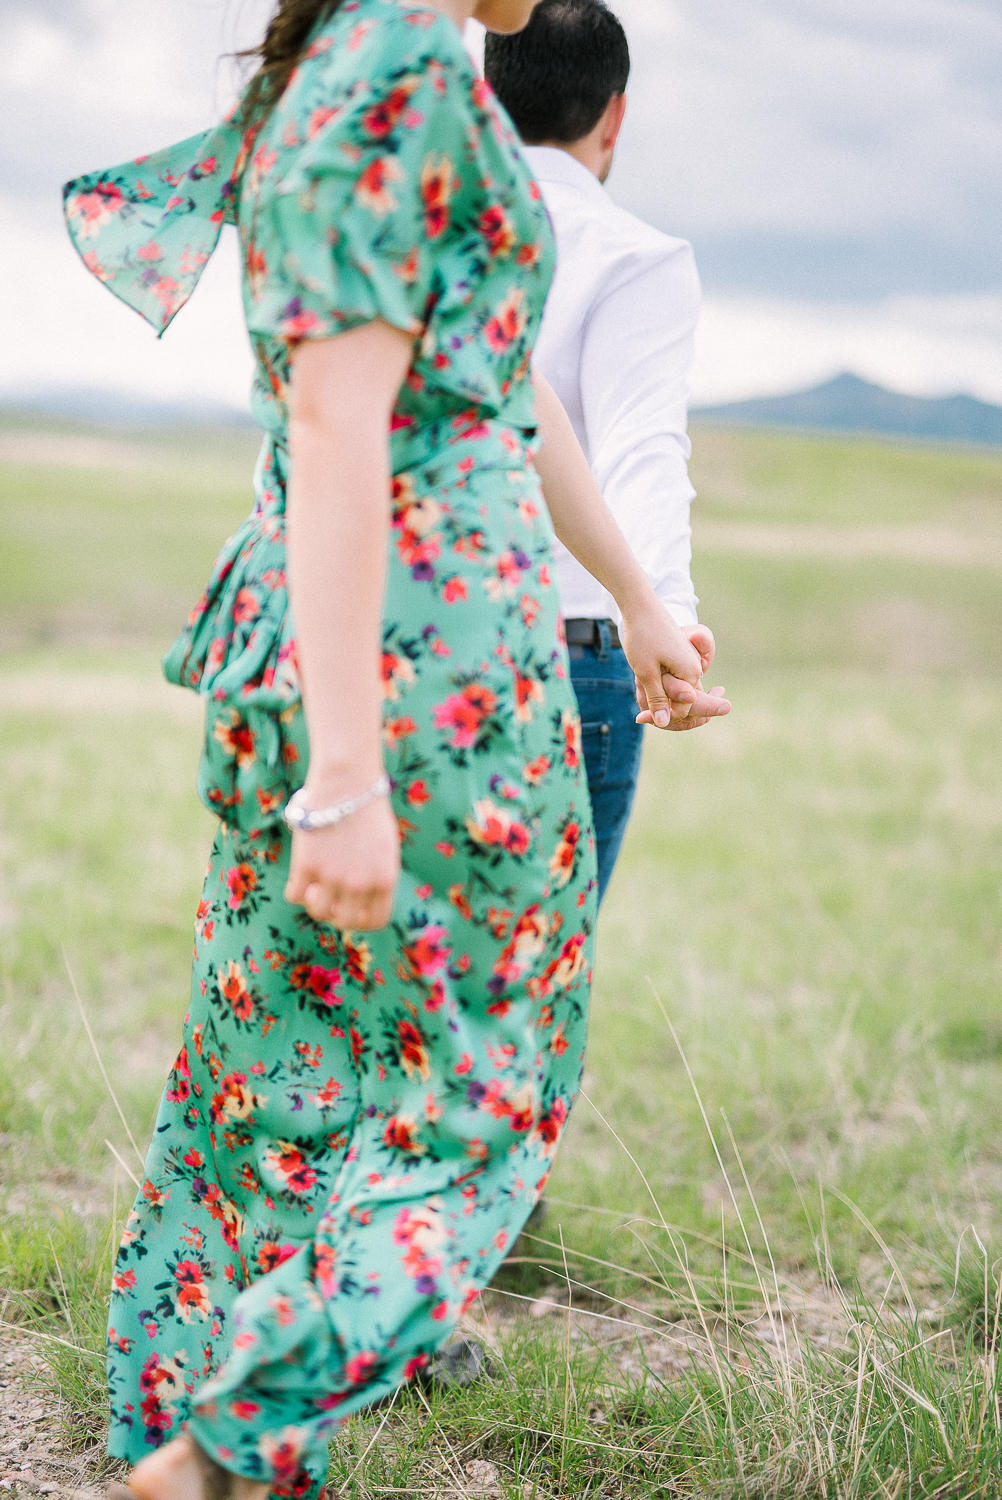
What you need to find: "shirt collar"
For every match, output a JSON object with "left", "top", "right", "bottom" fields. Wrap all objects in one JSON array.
[{"left": 522, "top": 145, "right": 609, "bottom": 205}]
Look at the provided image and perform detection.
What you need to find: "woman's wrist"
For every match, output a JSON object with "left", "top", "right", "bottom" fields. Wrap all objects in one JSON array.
[
  {"left": 609, "top": 564, "right": 660, "bottom": 622},
  {"left": 304, "top": 755, "right": 387, "bottom": 807},
  {"left": 285, "top": 774, "right": 390, "bottom": 832},
  {"left": 618, "top": 583, "right": 677, "bottom": 637}
]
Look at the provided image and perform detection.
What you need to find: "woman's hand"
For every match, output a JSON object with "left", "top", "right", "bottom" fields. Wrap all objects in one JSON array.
[
  {"left": 622, "top": 610, "right": 731, "bottom": 730},
  {"left": 650, "top": 623, "right": 729, "bottom": 731},
  {"left": 285, "top": 793, "right": 400, "bottom": 931}
]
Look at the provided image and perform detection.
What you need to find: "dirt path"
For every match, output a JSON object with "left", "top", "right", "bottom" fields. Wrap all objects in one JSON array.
[
  {"left": 0, "top": 1332, "right": 105, "bottom": 1499},
  {"left": 694, "top": 518, "right": 1002, "bottom": 568},
  {"left": 0, "top": 670, "right": 202, "bottom": 720},
  {"left": 0, "top": 435, "right": 152, "bottom": 471}
]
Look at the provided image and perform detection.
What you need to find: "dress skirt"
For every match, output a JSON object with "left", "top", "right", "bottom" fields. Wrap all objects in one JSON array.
[{"left": 106, "top": 423, "right": 597, "bottom": 1495}]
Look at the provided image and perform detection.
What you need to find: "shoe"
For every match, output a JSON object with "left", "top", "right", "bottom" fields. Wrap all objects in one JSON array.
[{"left": 420, "top": 1335, "right": 491, "bottom": 1390}]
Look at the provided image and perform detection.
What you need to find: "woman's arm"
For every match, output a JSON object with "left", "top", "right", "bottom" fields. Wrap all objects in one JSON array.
[
  {"left": 282, "top": 321, "right": 413, "bottom": 931},
  {"left": 532, "top": 370, "right": 730, "bottom": 728}
]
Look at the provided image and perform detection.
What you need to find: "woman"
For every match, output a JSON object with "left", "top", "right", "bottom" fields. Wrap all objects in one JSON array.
[{"left": 64, "top": 0, "right": 726, "bottom": 1496}]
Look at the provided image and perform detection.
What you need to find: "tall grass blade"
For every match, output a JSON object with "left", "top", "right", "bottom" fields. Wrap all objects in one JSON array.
[
  {"left": 828, "top": 1187, "right": 917, "bottom": 1318},
  {"left": 46, "top": 1232, "right": 77, "bottom": 1341},
  {"left": 105, "top": 1138, "right": 141, "bottom": 1190},
  {"left": 0, "top": 1317, "right": 103, "bottom": 1361},
  {"left": 62, "top": 946, "right": 145, "bottom": 1172},
  {"left": 649, "top": 982, "right": 780, "bottom": 1335}
]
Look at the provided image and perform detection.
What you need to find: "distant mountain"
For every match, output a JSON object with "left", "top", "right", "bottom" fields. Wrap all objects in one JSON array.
[
  {"left": 0, "top": 386, "right": 255, "bottom": 428},
  {"left": 8, "top": 374, "right": 1002, "bottom": 447},
  {"left": 692, "top": 372, "right": 1002, "bottom": 447}
]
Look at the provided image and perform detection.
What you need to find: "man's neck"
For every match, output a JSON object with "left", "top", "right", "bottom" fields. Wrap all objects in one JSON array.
[
  {"left": 533, "top": 139, "right": 608, "bottom": 182},
  {"left": 530, "top": 94, "right": 625, "bottom": 184}
]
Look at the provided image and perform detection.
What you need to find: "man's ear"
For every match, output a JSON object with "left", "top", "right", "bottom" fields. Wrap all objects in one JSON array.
[{"left": 601, "top": 92, "right": 628, "bottom": 153}]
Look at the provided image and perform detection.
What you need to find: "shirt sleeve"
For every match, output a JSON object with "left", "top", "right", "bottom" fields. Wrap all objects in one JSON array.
[
  {"left": 243, "top": 60, "right": 476, "bottom": 344},
  {"left": 579, "top": 242, "right": 701, "bottom": 626}
]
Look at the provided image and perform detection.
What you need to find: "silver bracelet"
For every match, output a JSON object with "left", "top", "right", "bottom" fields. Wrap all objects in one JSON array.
[{"left": 283, "top": 773, "right": 391, "bottom": 833}]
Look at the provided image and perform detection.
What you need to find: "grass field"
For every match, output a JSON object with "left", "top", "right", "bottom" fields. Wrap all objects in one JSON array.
[{"left": 1, "top": 412, "right": 1002, "bottom": 1496}]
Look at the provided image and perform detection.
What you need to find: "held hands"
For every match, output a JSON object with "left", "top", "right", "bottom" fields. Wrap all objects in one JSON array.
[
  {"left": 284, "top": 789, "right": 400, "bottom": 931},
  {"left": 620, "top": 611, "right": 731, "bottom": 732}
]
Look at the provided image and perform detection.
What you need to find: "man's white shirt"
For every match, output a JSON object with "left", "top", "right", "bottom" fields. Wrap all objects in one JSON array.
[{"left": 524, "top": 145, "right": 700, "bottom": 628}]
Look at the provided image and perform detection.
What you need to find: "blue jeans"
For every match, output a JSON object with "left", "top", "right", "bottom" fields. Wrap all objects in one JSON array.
[{"left": 569, "top": 639, "right": 644, "bottom": 902}]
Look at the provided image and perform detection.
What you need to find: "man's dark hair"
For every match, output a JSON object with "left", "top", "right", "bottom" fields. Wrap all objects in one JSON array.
[{"left": 484, "top": 0, "right": 630, "bottom": 146}]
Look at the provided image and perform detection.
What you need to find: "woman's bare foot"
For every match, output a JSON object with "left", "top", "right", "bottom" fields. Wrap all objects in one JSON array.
[{"left": 121, "top": 1433, "right": 269, "bottom": 1500}]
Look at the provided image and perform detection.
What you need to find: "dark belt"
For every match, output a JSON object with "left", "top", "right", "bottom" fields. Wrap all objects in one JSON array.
[{"left": 563, "top": 617, "right": 621, "bottom": 658}]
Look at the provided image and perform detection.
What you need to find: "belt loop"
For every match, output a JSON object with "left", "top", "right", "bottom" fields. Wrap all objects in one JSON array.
[{"left": 596, "top": 619, "right": 610, "bottom": 661}]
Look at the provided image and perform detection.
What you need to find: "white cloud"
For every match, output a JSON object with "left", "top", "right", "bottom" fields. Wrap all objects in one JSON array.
[
  {"left": 5, "top": 187, "right": 998, "bottom": 414},
  {"left": 6, "top": 0, "right": 1001, "bottom": 284},
  {"left": 0, "top": 0, "right": 999, "bottom": 410},
  {"left": 2, "top": 16, "right": 75, "bottom": 92},
  {"left": 0, "top": 0, "right": 272, "bottom": 194},
  {"left": 605, "top": 0, "right": 1002, "bottom": 287},
  {"left": 0, "top": 199, "right": 254, "bottom": 411},
  {"left": 0, "top": 0, "right": 267, "bottom": 412}
]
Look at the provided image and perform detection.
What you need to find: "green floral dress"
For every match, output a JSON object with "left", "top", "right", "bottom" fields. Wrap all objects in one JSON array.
[{"left": 63, "top": 0, "right": 597, "bottom": 1492}]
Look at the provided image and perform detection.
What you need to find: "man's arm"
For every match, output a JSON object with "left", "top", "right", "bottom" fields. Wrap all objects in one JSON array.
[
  {"left": 533, "top": 370, "right": 728, "bottom": 729},
  {"left": 580, "top": 240, "right": 701, "bottom": 627}
]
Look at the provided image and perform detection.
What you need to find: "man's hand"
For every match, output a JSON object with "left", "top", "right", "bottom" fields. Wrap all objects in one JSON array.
[{"left": 634, "top": 623, "right": 730, "bottom": 731}]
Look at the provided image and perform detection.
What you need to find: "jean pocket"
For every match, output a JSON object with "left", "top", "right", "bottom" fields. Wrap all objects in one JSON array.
[{"left": 580, "top": 719, "right": 612, "bottom": 788}]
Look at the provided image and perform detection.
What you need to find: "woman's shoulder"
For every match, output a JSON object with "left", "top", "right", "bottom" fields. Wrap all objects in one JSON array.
[
  {"left": 245, "top": 0, "right": 499, "bottom": 208},
  {"left": 289, "top": 0, "right": 474, "bottom": 108}
]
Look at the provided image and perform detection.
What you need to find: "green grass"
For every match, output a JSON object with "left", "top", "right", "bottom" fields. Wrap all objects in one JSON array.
[
  {"left": 0, "top": 412, "right": 259, "bottom": 650},
  {"left": 687, "top": 425, "right": 1002, "bottom": 674},
  {"left": 689, "top": 423, "right": 1002, "bottom": 530},
  {"left": 2, "top": 416, "right": 1002, "bottom": 1495}
]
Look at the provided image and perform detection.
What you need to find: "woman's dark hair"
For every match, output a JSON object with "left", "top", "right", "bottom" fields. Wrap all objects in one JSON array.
[
  {"left": 484, "top": 0, "right": 630, "bottom": 145},
  {"left": 236, "top": 0, "right": 344, "bottom": 122}
]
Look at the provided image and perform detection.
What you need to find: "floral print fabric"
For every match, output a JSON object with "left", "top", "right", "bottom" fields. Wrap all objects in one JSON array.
[
  {"left": 235, "top": 3, "right": 548, "bottom": 462},
  {"left": 62, "top": 123, "right": 243, "bottom": 336},
  {"left": 64, "top": 0, "right": 597, "bottom": 1493},
  {"left": 63, "top": 0, "right": 551, "bottom": 454}
]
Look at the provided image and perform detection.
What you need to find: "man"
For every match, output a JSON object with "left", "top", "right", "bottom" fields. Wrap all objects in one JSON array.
[{"left": 485, "top": 0, "right": 724, "bottom": 899}]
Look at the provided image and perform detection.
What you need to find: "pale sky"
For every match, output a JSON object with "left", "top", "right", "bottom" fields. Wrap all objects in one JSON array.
[{"left": 2, "top": 0, "right": 1000, "bottom": 412}]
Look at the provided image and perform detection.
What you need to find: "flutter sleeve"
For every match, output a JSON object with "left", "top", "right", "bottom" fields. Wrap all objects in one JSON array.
[
  {"left": 62, "top": 119, "right": 249, "bottom": 335},
  {"left": 243, "top": 56, "right": 478, "bottom": 343}
]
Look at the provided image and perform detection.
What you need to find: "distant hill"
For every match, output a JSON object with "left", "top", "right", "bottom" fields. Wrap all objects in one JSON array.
[
  {"left": 7, "top": 374, "right": 1002, "bottom": 447},
  {"left": 0, "top": 387, "right": 254, "bottom": 429},
  {"left": 692, "top": 372, "right": 1002, "bottom": 447}
]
